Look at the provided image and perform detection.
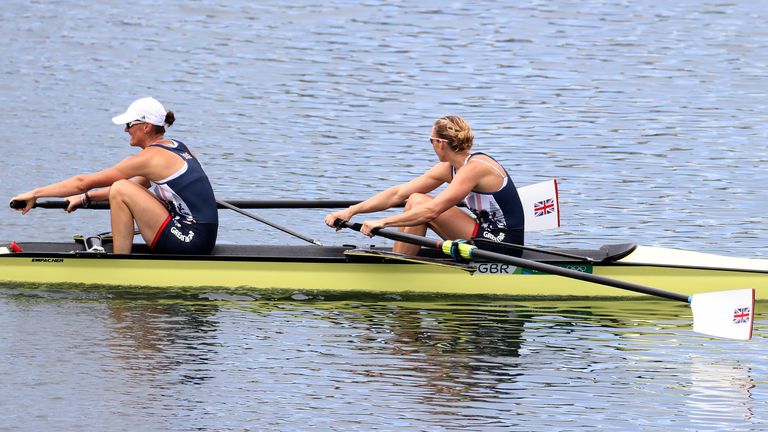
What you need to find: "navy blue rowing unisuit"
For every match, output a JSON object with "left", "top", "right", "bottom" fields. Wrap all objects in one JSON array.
[
  {"left": 147, "top": 140, "right": 218, "bottom": 254},
  {"left": 452, "top": 152, "right": 525, "bottom": 250}
]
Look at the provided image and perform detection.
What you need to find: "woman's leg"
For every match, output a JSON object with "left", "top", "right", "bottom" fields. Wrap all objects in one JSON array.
[
  {"left": 109, "top": 180, "right": 170, "bottom": 254},
  {"left": 393, "top": 193, "right": 476, "bottom": 255}
]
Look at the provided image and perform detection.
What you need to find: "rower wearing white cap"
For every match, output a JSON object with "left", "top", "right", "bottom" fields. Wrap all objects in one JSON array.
[{"left": 10, "top": 97, "right": 219, "bottom": 255}]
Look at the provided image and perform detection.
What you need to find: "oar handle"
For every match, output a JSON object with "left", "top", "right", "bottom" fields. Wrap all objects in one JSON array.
[
  {"left": 339, "top": 221, "right": 440, "bottom": 249},
  {"left": 10, "top": 199, "right": 109, "bottom": 210}
]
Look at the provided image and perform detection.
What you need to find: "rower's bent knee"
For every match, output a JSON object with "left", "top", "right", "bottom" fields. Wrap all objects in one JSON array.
[
  {"left": 109, "top": 179, "right": 145, "bottom": 205},
  {"left": 404, "top": 193, "right": 432, "bottom": 209},
  {"left": 109, "top": 179, "right": 135, "bottom": 198}
]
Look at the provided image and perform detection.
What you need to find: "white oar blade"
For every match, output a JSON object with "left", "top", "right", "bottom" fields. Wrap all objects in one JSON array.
[
  {"left": 519, "top": 179, "right": 560, "bottom": 231},
  {"left": 691, "top": 289, "right": 755, "bottom": 340}
]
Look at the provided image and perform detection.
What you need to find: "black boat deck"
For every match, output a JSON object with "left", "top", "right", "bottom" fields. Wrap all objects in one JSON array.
[{"left": 4, "top": 240, "right": 637, "bottom": 264}]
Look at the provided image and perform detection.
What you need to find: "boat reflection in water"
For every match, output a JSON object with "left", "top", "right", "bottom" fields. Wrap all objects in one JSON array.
[
  {"left": 105, "top": 300, "right": 222, "bottom": 386},
  {"left": 2, "top": 284, "right": 763, "bottom": 429}
]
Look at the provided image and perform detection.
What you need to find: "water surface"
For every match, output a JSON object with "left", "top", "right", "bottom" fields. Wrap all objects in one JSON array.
[
  {"left": 0, "top": 0, "right": 766, "bottom": 256},
  {"left": 1, "top": 288, "right": 766, "bottom": 431},
  {"left": 1, "top": 1, "right": 767, "bottom": 430}
]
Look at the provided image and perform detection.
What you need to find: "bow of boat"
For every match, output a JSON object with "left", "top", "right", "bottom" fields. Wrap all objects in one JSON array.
[{"left": 617, "top": 245, "right": 768, "bottom": 272}]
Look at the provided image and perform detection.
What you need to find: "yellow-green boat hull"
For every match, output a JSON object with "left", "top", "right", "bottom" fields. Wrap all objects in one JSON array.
[{"left": 1, "top": 243, "right": 766, "bottom": 299}]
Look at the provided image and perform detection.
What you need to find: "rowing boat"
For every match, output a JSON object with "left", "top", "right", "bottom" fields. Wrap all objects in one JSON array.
[
  {"left": 1, "top": 238, "right": 766, "bottom": 300},
  {"left": 2, "top": 193, "right": 760, "bottom": 339}
]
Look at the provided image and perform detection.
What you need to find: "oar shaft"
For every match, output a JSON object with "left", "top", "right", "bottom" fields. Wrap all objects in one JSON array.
[
  {"left": 10, "top": 198, "right": 324, "bottom": 245},
  {"left": 343, "top": 222, "right": 689, "bottom": 303},
  {"left": 11, "top": 199, "right": 401, "bottom": 210},
  {"left": 217, "top": 200, "right": 322, "bottom": 246},
  {"left": 224, "top": 199, "right": 400, "bottom": 209},
  {"left": 10, "top": 199, "right": 85, "bottom": 209},
  {"left": 471, "top": 247, "right": 689, "bottom": 302}
]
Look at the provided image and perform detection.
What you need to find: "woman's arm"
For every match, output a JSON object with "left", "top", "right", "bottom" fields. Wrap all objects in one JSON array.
[
  {"left": 324, "top": 163, "right": 451, "bottom": 227},
  {"left": 361, "top": 161, "right": 491, "bottom": 231},
  {"left": 63, "top": 176, "right": 151, "bottom": 212},
  {"left": 11, "top": 151, "right": 156, "bottom": 214}
]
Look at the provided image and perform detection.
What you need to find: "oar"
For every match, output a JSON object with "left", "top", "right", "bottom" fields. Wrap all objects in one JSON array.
[
  {"left": 10, "top": 199, "right": 371, "bottom": 210},
  {"left": 8, "top": 195, "right": 592, "bottom": 260},
  {"left": 217, "top": 200, "right": 323, "bottom": 246},
  {"left": 10, "top": 199, "right": 323, "bottom": 245},
  {"left": 336, "top": 221, "right": 755, "bottom": 341},
  {"left": 222, "top": 199, "right": 369, "bottom": 209},
  {"left": 10, "top": 198, "right": 588, "bottom": 260},
  {"left": 8, "top": 178, "right": 558, "bottom": 215}
]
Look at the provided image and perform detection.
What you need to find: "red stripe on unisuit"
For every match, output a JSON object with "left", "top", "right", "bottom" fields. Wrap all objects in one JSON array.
[{"left": 150, "top": 215, "right": 172, "bottom": 250}]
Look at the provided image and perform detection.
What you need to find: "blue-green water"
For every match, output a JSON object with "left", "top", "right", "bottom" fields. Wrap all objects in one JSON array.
[{"left": 1, "top": 0, "right": 767, "bottom": 430}]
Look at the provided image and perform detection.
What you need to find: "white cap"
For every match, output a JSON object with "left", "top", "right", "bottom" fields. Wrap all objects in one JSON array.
[{"left": 111, "top": 97, "right": 169, "bottom": 127}]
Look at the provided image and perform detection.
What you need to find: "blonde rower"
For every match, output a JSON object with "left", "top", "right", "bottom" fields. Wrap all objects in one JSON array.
[{"left": 325, "top": 115, "right": 524, "bottom": 255}]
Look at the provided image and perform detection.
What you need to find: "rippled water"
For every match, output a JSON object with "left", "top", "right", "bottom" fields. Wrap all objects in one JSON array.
[
  {"left": 1, "top": 0, "right": 767, "bottom": 430},
  {"left": 1, "top": 0, "right": 767, "bottom": 255},
  {"left": 1, "top": 288, "right": 766, "bottom": 431}
]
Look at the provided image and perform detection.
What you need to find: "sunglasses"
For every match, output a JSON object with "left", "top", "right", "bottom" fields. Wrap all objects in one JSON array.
[
  {"left": 126, "top": 120, "right": 146, "bottom": 129},
  {"left": 430, "top": 136, "right": 448, "bottom": 144}
]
